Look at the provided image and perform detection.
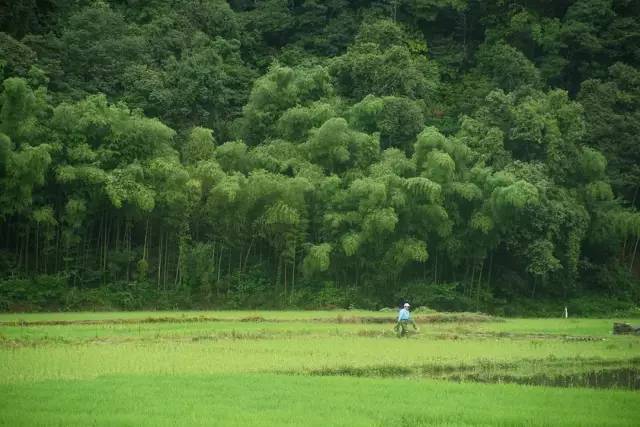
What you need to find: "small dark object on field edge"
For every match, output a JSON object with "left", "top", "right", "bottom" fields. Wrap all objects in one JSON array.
[{"left": 612, "top": 322, "right": 640, "bottom": 335}]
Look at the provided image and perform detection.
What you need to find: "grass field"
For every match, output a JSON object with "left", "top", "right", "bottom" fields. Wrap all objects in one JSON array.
[{"left": 1, "top": 311, "right": 639, "bottom": 426}]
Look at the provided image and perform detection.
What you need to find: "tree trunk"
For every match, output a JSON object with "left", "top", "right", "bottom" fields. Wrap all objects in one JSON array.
[
  {"left": 243, "top": 238, "right": 254, "bottom": 273},
  {"left": 462, "top": 12, "right": 467, "bottom": 59},
  {"left": 157, "top": 231, "right": 163, "bottom": 290},
  {"left": 291, "top": 241, "right": 296, "bottom": 304},
  {"left": 43, "top": 224, "right": 48, "bottom": 275},
  {"left": 54, "top": 225, "right": 60, "bottom": 273},
  {"left": 284, "top": 256, "right": 288, "bottom": 304},
  {"left": 275, "top": 253, "right": 282, "bottom": 301},
  {"left": 487, "top": 253, "right": 494, "bottom": 289},
  {"left": 174, "top": 244, "right": 181, "bottom": 289},
  {"left": 115, "top": 217, "right": 120, "bottom": 252},
  {"left": 630, "top": 235, "right": 639, "bottom": 273},
  {"left": 103, "top": 214, "right": 109, "bottom": 283},
  {"left": 143, "top": 218, "right": 149, "bottom": 261},
  {"left": 163, "top": 232, "right": 170, "bottom": 291},
  {"left": 355, "top": 259, "right": 359, "bottom": 289},
  {"left": 82, "top": 226, "right": 90, "bottom": 281},
  {"left": 0, "top": 220, "right": 5, "bottom": 252},
  {"left": 468, "top": 263, "right": 476, "bottom": 297},
  {"left": 476, "top": 259, "right": 484, "bottom": 311},
  {"left": 211, "top": 240, "right": 216, "bottom": 291},
  {"left": 463, "top": 262, "right": 470, "bottom": 294},
  {"left": 107, "top": 215, "right": 111, "bottom": 272},
  {"left": 24, "top": 224, "right": 30, "bottom": 274},
  {"left": 126, "top": 219, "right": 132, "bottom": 282},
  {"left": 434, "top": 250, "right": 438, "bottom": 284},
  {"left": 217, "top": 244, "right": 223, "bottom": 282},
  {"left": 96, "top": 214, "right": 103, "bottom": 271},
  {"left": 35, "top": 222, "right": 39, "bottom": 274},
  {"left": 227, "top": 247, "right": 231, "bottom": 280}
]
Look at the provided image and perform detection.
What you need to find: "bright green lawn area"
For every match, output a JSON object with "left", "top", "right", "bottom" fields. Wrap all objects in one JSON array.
[{"left": 1, "top": 374, "right": 638, "bottom": 427}]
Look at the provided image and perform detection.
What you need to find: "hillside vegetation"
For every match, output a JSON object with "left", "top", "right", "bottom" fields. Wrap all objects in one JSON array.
[{"left": 1, "top": 0, "right": 640, "bottom": 312}]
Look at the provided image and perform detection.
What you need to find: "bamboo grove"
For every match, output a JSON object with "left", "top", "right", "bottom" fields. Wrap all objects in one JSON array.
[{"left": 1, "top": 0, "right": 639, "bottom": 311}]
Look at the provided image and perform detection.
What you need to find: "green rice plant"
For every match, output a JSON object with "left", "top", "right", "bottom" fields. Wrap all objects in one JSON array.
[
  {"left": 1, "top": 374, "right": 639, "bottom": 426},
  {"left": 1, "top": 312, "right": 639, "bottom": 426}
]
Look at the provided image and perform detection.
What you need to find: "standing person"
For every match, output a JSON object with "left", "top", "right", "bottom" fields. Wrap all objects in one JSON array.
[{"left": 395, "top": 302, "right": 418, "bottom": 337}]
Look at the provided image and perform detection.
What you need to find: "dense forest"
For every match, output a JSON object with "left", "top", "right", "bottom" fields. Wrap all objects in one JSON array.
[{"left": 1, "top": 0, "right": 639, "bottom": 314}]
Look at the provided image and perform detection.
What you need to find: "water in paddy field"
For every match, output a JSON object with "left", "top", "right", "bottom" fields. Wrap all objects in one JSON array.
[
  {"left": 310, "top": 366, "right": 640, "bottom": 390},
  {"left": 452, "top": 367, "right": 640, "bottom": 390}
]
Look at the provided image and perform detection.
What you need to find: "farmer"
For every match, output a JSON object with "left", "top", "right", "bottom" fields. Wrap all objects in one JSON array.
[{"left": 395, "top": 302, "right": 418, "bottom": 337}]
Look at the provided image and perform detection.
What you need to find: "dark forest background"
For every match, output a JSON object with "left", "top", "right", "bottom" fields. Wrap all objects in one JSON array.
[{"left": 1, "top": 0, "right": 639, "bottom": 315}]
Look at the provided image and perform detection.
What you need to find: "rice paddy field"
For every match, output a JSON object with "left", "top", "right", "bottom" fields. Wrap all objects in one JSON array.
[{"left": 1, "top": 311, "right": 639, "bottom": 426}]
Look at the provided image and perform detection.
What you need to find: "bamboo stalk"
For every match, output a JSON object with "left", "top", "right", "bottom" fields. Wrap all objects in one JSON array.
[
  {"left": 284, "top": 256, "right": 288, "bottom": 303},
  {"left": 291, "top": 241, "right": 296, "bottom": 303},
  {"left": 24, "top": 224, "right": 30, "bottom": 274},
  {"left": 35, "top": 222, "right": 39, "bottom": 274},
  {"left": 143, "top": 219, "right": 148, "bottom": 261},
  {"left": 243, "top": 238, "right": 254, "bottom": 273},
  {"left": 217, "top": 245, "right": 223, "bottom": 296},
  {"left": 630, "top": 235, "right": 639, "bottom": 273},
  {"left": 157, "top": 231, "right": 163, "bottom": 290},
  {"left": 162, "top": 232, "right": 166, "bottom": 290}
]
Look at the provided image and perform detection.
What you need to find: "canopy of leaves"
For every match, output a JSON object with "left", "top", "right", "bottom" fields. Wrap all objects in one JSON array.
[{"left": 1, "top": 1, "right": 639, "bottom": 309}]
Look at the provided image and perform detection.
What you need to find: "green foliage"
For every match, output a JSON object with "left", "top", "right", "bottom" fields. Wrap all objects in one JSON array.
[
  {"left": 225, "top": 269, "right": 272, "bottom": 309},
  {"left": 304, "top": 117, "right": 379, "bottom": 173},
  {"left": 525, "top": 239, "right": 561, "bottom": 278},
  {"left": 579, "top": 63, "right": 640, "bottom": 207},
  {"left": 303, "top": 243, "right": 333, "bottom": 276},
  {"left": 395, "top": 281, "right": 480, "bottom": 312},
  {"left": 236, "top": 64, "right": 333, "bottom": 145},
  {"left": 0, "top": 0, "right": 639, "bottom": 311},
  {"left": 276, "top": 102, "right": 335, "bottom": 143},
  {"left": 330, "top": 19, "right": 438, "bottom": 100},
  {"left": 387, "top": 238, "right": 428, "bottom": 269},
  {"left": 475, "top": 41, "right": 541, "bottom": 92},
  {"left": 341, "top": 233, "right": 361, "bottom": 257},
  {"left": 182, "top": 127, "right": 216, "bottom": 164},
  {"left": 403, "top": 177, "right": 441, "bottom": 202},
  {"left": 0, "top": 33, "right": 37, "bottom": 78},
  {"left": 349, "top": 95, "right": 425, "bottom": 152}
]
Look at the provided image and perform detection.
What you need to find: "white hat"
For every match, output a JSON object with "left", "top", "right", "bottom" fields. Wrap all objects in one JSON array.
[{"left": 404, "top": 303, "right": 410, "bottom": 307}]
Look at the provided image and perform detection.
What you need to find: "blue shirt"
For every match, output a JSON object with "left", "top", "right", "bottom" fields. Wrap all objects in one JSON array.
[{"left": 398, "top": 308, "right": 410, "bottom": 321}]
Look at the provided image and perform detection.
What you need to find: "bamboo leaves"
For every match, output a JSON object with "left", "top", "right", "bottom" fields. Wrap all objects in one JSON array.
[
  {"left": 403, "top": 177, "right": 441, "bottom": 202},
  {"left": 1, "top": 1, "right": 640, "bottom": 307},
  {"left": 303, "top": 243, "right": 332, "bottom": 275}
]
